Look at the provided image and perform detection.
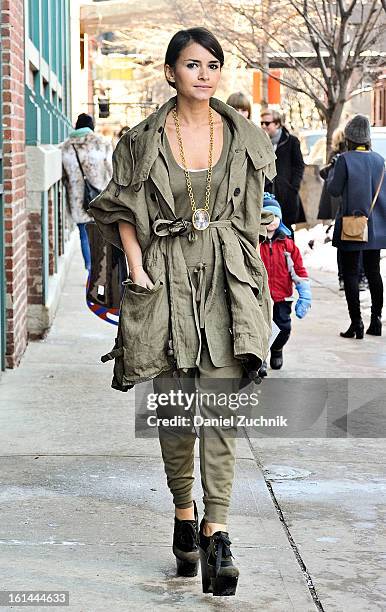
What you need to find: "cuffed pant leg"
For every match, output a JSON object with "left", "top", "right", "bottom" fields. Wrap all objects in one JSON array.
[
  {"left": 153, "top": 370, "right": 197, "bottom": 509},
  {"left": 197, "top": 340, "right": 243, "bottom": 524}
]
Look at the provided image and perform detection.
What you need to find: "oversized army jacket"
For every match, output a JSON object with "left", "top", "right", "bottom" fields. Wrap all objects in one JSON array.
[{"left": 89, "top": 96, "right": 276, "bottom": 391}]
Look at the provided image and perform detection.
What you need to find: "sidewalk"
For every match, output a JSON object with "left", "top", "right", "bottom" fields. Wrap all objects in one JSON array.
[{"left": 0, "top": 244, "right": 385, "bottom": 611}]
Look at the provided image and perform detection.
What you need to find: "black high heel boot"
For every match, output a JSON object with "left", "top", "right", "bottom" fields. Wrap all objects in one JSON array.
[
  {"left": 199, "top": 519, "right": 239, "bottom": 596},
  {"left": 173, "top": 501, "right": 199, "bottom": 577},
  {"left": 366, "top": 315, "right": 382, "bottom": 336},
  {"left": 340, "top": 320, "right": 364, "bottom": 339}
]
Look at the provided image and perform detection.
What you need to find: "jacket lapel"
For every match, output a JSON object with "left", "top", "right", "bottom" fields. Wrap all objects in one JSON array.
[
  {"left": 126, "top": 97, "right": 178, "bottom": 187},
  {"left": 149, "top": 153, "right": 176, "bottom": 216}
]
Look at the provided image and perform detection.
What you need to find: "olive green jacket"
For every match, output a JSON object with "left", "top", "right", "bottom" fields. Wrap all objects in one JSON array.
[{"left": 90, "top": 96, "right": 276, "bottom": 390}]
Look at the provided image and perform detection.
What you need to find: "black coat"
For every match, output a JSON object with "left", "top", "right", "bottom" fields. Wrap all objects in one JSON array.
[{"left": 265, "top": 127, "right": 305, "bottom": 226}]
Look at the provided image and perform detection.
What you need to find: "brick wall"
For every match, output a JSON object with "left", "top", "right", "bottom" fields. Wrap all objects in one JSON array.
[
  {"left": 26, "top": 209, "right": 42, "bottom": 311},
  {"left": 1, "top": 0, "right": 28, "bottom": 367}
]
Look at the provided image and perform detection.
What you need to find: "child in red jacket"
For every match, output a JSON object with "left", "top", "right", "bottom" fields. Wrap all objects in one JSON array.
[{"left": 259, "top": 194, "right": 312, "bottom": 374}]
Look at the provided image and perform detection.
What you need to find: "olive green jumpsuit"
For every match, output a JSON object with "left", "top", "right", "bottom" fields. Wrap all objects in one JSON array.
[{"left": 154, "top": 119, "right": 244, "bottom": 524}]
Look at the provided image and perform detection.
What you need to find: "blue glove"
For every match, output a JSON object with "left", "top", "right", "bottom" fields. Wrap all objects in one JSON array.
[{"left": 295, "top": 279, "right": 312, "bottom": 319}]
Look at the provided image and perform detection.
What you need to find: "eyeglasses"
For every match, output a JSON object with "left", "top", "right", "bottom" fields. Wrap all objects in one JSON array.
[{"left": 261, "top": 120, "right": 274, "bottom": 126}]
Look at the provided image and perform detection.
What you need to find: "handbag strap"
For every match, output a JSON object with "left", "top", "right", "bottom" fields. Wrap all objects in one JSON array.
[
  {"left": 369, "top": 169, "right": 385, "bottom": 217},
  {"left": 72, "top": 144, "right": 87, "bottom": 181}
]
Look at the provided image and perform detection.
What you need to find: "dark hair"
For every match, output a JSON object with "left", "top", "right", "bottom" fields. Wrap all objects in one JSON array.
[
  {"left": 165, "top": 27, "right": 224, "bottom": 89},
  {"left": 75, "top": 113, "right": 94, "bottom": 131},
  {"left": 117, "top": 125, "right": 130, "bottom": 139},
  {"left": 226, "top": 92, "right": 251, "bottom": 119},
  {"left": 346, "top": 139, "right": 370, "bottom": 151}
]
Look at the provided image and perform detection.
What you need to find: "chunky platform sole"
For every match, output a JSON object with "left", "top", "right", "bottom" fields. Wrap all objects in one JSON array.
[
  {"left": 175, "top": 556, "right": 199, "bottom": 577},
  {"left": 199, "top": 547, "right": 239, "bottom": 596}
]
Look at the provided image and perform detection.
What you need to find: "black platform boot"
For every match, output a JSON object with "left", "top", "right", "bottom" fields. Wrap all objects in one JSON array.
[
  {"left": 173, "top": 501, "right": 199, "bottom": 577},
  {"left": 340, "top": 319, "right": 364, "bottom": 339},
  {"left": 366, "top": 315, "right": 382, "bottom": 336},
  {"left": 199, "top": 519, "right": 239, "bottom": 596}
]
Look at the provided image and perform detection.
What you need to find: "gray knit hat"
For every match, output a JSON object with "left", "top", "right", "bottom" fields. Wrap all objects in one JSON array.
[{"left": 344, "top": 114, "right": 371, "bottom": 144}]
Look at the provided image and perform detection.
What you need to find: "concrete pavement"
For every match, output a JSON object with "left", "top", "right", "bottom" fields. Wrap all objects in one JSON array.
[{"left": 0, "top": 241, "right": 385, "bottom": 611}]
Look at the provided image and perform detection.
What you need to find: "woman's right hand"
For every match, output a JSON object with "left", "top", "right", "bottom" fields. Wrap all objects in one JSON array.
[{"left": 130, "top": 266, "right": 154, "bottom": 289}]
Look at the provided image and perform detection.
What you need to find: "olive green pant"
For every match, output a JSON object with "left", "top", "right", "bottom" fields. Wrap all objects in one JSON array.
[{"left": 153, "top": 339, "right": 243, "bottom": 524}]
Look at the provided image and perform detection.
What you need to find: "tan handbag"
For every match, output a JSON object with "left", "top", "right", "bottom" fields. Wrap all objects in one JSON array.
[{"left": 341, "top": 170, "right": 384, "bottom": 241}]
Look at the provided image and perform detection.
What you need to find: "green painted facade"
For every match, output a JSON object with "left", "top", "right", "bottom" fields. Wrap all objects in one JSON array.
[
  {"left": 25, "top": 0, "right": 72, "bottom": 146},
  {"left": 25, "top": 0, "right": 73, "bottom": 315}
]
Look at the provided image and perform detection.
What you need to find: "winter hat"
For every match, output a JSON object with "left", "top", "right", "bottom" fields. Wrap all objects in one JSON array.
[
  {"left": 263, "top": 192, "right": 281, "bottom": 213},
  {"left": 75, "top": 113, "right": 94, "bottom": 131},
  {"left": 344, "top": 114, "right": 371, "bottom": 144},
  {"left": 263, "top": 193, "right": 291, "bottom": 236}
]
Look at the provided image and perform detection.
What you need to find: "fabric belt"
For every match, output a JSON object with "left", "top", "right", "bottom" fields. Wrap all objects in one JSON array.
[
  {"left": 152, "top": 217, "right": 231, "bottom": 238},
  {"left": 193, "top": 262, "right": 206, "bottom": 329}
]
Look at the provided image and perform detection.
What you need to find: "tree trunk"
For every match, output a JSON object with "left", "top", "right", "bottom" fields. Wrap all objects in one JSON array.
[{"left": 326, "top": 101, "right": 345, "bottom": 161}]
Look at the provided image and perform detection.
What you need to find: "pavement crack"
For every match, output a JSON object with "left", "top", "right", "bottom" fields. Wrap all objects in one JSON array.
[{"left": 243, "top": 429, "right": 325, "bottom": 612}]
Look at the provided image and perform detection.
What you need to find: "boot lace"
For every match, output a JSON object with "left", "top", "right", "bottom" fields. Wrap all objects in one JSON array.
[
  {"left": 175, "top": 520, "right": 198, "bottom": 549},
  {"left": 212, "top": 532, "right": 233, "bottom": 576}
]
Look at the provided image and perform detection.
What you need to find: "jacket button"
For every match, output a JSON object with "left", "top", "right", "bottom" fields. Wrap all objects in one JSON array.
[
  {"left": 144, "top": 124, "right": 149, "bottom": 131},
  {"left": 158, "top": 126, "right": 163, "bottom": 133},
  {"left": 150, "top": 193, "right": 157, "bottom": 202},
  {"left": 234, "top": 187, "right": 241, "bottom": 196}
]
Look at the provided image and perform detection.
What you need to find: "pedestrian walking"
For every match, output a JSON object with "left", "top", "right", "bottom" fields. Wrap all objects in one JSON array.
[
  {"left": 90, "top": 27, "right": 276, "bottom": 596},
  {"left": 260, "top": 108, "right": 305, "bottom": 233},
  {"left": 61, "top": 113, "right": 113, "bottom": 272},
  {"left": 318, "top": 129, "right": 368, "bottom": 292},
  {"left": 226, "top": 91, "right": 251, "bottom": 119},
  {"left": 328, "top": 114, "right": 386, "bottom": 339},
  {"left": 258, "top": 194, "right": 312, "bottom": 375}
]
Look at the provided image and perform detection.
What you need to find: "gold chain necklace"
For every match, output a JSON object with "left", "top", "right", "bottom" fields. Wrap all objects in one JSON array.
[{"left": 171, "top": 106, "right": 214, "bottom": 231}]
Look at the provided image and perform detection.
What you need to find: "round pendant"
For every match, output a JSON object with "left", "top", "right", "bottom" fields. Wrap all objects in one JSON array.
[{"left": 192, "top": 209, "right": 210, "bottom": 231}]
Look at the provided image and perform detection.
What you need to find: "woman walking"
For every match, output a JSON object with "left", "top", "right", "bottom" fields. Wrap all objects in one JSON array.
[
  {"left": 318, "top": 128, "right": 368, "bottom": 292},
  {"left": 90, "top": 27, "right": 275, "bottom": 596},
  {"left": 328, "top": 115, "right": 386, "bottom": 338},
  {"left": 61, "top": 113, "right": 113, "bottom": 272}
]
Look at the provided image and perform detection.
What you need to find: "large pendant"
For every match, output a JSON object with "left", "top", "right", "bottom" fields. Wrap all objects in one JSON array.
[{"left": 192, "top": 209, "right": 210, "bottom": 231}]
